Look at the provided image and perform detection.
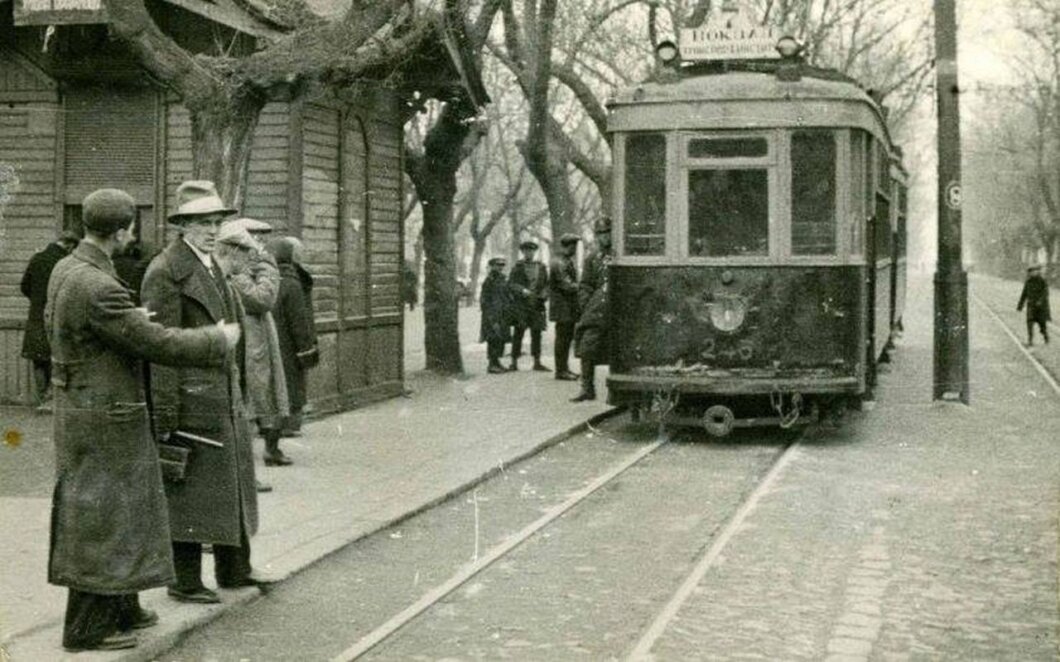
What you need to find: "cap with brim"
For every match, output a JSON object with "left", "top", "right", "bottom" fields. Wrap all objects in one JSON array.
[
  {"left": 168, "top": 180, "right": 237, "bottom": 222},
  {"left": 1028, "top": 265, "right": 1043, "bottom": 272},
  {"left": 519, "top": 240, "right": 539, "bottom": 250},
  {"left": 216, "top": 225, "right": 257, "bottom": 251},
  {"left": 488, "top": 257, "right": 507, "bottom": 266},
  {"left": 82, "top": 189, "right": 136, "bottom": 235},
  {"left": 559, "top": 233, "right": 581, "bottom": 245}
]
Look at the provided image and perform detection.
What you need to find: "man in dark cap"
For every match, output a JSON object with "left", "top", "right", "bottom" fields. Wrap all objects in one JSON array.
[
  {"left": 142, "top": 180, "right": 275, "bottom": 605},
  {"left": 46, "top": 189, "right": 239, "bottom": 652},
  {"left": 550, "top": 234, "right": 581, "bottom": 380},
  {"left": 1017, "top": 264, "right": 1051, "bottom": 346},
  {"left": 507, "top": 240, "right": 550, "bottom": 372},
  {"left": 20, "top": 230, "right": 79, "bottom": 410},
  {"left": 572, "top": 217, "right": 613, "bottom": 402},
  {"left": 480, "top": 257, "right": 512, "bottom": 374}
]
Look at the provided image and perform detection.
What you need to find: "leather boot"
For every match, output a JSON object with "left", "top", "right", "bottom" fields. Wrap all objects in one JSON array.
[
  {"left": 263, "top": 430, "right": 292, "bottom": 466},
  {"left": 508, "top": 357, "right": 519, "bottom": 371}
]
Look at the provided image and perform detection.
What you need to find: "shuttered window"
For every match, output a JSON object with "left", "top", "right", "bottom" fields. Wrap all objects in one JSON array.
[{"left": 64, "top": 86, "right": 157, "bottom": 204}]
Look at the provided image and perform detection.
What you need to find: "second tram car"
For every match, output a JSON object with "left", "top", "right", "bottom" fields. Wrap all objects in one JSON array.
[{"left": 605, "top": 53, "right": 908, "bottom": 435}]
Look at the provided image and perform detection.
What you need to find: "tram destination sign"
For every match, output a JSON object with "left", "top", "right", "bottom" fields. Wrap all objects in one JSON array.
[
  {"left": 14, "top": 0, "right": 108, "bottom": 26},
  {"left": 679, "top": 7, "right": 780, "bottom": 61}
]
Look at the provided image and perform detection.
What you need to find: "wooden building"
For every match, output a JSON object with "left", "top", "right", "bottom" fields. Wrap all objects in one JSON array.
[{"left": 0, "top": 0, "right": 417, "bottom": 412}]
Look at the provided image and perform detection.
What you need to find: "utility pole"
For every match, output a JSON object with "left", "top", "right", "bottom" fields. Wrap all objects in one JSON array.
[{"left": 933, "top": 0, "right": 970, "bottom": 403}]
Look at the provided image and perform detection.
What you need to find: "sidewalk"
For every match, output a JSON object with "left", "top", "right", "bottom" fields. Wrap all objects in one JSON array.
[{"left": 1, "top": 341, "right": 609, "bottom": 660}]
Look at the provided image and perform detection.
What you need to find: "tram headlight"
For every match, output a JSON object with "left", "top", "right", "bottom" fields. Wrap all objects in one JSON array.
[
  {"left": 775, "top": 35, "right": 803, "bottom": 59},
  {"left": 655, "top": 40, "right": 680, "bottom": 65}
]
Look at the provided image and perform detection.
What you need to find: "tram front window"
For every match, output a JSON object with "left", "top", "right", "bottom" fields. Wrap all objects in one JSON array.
[{"left": 688, "top": 169, "right": 769, "bottom": 257}]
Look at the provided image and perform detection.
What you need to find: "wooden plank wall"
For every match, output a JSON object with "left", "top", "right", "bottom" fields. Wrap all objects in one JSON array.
[
  {"left": 243, "top": 102, "right": 290, "bottom": 228},
  {"left": 0, "top": 50, "right": 59, "bottom": 403},
  {"left": 300, "top": 102, "right": 341, "bottom": 321}
]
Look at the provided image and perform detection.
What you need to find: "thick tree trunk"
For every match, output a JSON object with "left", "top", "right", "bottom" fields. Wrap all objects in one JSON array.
[
  {"left": 523, "top": 142, "right": 576, "bottom": 241},
  {"left": 405, "top": 98, "right": 480, "bottom": 374},
  {"left": 188, "top": 93, "right": 265, "bottom": 208}
]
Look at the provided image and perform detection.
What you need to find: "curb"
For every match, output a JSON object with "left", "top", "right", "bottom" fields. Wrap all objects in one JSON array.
[{"left": 100, "top": 407, "right": 621, "bottom": 662}]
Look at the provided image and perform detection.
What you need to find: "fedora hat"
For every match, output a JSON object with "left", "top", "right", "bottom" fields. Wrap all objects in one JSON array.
[
  {"left": 519, "top": 240, "right": 539, "bottom": 251},
  {"left": 224, "top": 217, "right": 273, "bottom": 234},
  {"left": 169, "top": 181, "right": 237, "bottom": 222}
]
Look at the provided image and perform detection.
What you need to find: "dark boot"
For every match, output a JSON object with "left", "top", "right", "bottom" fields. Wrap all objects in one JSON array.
[
  {"left": 508, "top": 357, "right": 519, "bottom": 371},
  {"left": 570, "top": 362, "right": 596, "bottom": 401},
  {"left": 263, "top": 430, "right": 292, "bottom": 466},
  {"left": 532, "top": 357, "right": 551, "bottom": 372}
]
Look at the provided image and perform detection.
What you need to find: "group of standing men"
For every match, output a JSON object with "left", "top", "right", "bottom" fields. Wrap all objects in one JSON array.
[
  {"left": 35, "top": 181, "right": 320, "bottom": 652},
  {"left": 479, "top": 216, "right": 612, "bottom": 402}
]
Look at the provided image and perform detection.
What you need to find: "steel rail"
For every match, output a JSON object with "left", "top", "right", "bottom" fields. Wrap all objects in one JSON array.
[
  {"left": 625, "top": 438, "right": 802, "bottom": 661},
  {"left": 330, "top": 431, "right": 671, "bottom": 662},
  {"left": 971, "top": 292, "right": 1060, "bottom": 398}
]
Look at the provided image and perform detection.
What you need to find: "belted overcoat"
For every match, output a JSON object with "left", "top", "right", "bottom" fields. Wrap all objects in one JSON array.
[
  {"left": 574, "top": 247, "right": 611, "bottom": 364},
  {"left": 45, "top": 242, "right": 227, "bottom": 594},
  {"left": 548, "top": 254, "right": 580, "bottom": 323},
  {"left": 141, "top": 239, "right": 258, "bottom": 547},
  {"left": 479, "top": 271, "right": 512, "bottom": 344},
  {"left": 508, "top": 260, "right": 549, "bottom": 331}
]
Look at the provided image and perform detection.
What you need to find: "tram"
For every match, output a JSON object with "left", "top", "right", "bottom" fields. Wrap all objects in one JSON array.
[{"left": 605, "top": 36, "right": 908, "bottom": 436}]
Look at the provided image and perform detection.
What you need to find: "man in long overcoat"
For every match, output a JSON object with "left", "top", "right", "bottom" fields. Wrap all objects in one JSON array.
[
  {"left": 1017, "top": 264, "right": 1051, "bottom": 345},
  {"left": 549, "top": 234, "right": 581, "bottom": 381},
  {"left": 141, "top": 181, "right": 269, "bottom": 604},
  {"left": 267, "top": 236, "right": 319, "bottom": 437},
  {"left": 20, "top": 231, "right": 79, "bottom": 407},
  {"left": 220, "top": 218, "right": 291, "bottom": 466},
  {"left": 572, "top": 217, "right": 613, "bottom": 402},
  {"left": 46, "top": 189, "right": 237, "bottom": 652},
  {"left": 480, "top": 257, "right": 512, "bottom": 374},
  {"left": 508, "top": 240, "right": 550, "bottom": 372}
]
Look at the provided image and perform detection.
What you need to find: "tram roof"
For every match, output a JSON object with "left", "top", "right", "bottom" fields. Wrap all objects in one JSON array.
[{"left": 608, "top": 68, "right": 897, "bottom": 152}]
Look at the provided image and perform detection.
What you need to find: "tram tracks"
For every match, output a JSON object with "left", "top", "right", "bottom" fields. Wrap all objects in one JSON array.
[
  {"left": 971, "top": 291, "right": 1060, "bottom": 399},
  {"left": 328, "top": 423, "right": 807, "bottom": 661}
]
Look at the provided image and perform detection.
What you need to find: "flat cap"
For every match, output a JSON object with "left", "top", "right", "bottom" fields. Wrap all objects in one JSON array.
[
  {"left": 559, "top": 233, "right": 581, "bottom": 245},
  {"left": 216, "top": 224, "right": 257, "bottom": 251},
  {"left": 519, "top": 240, "right": 539, "bottom": 250},
  {"left": 224, "top": 217, "right": 273, "bottom": 234},
  {"left": 82, "top": 189, "right": 136, "bottom": 235}
]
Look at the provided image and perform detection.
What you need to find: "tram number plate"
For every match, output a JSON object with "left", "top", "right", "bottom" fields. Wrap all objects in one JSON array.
[{"left": 945, "top": 181, "right": 962, "bottom": 211}]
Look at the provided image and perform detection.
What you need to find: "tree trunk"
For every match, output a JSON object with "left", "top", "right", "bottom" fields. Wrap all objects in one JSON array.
[
  {"left": 189, "top": 93, "right": 266, "bottom": 208},
  {"left": 521, "top": 140, "right": 575, "bottom": 241},
  {"left": 405, "top": 98, "right": 480, "bottom": 375},
  {"left": 468, "top": 237, "right": 487, "bottom": 306}
]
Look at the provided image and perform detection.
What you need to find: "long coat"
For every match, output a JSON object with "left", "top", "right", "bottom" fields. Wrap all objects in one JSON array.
[
  {"left": 21, "top": 241, "right": 72, "bottom": 361},
  {"left": 1017, "top": 275, "right": 1052, "bottom": 323},
  {"left": 479, "top": 271, "right": 512, "bottom": 344},
  {"left": 141, "top": 239, "right": 259, "bottom": 546},
  {"left": 46, "top": 242, "right": 228, "bottom": 594},
  {"left": 549, "top": 254, "right": 580, "bottom": 323},
  {"left": 574, "top": 248, "right": 611, "bottom": 364},
  {"left": 508, "top": 260, "right": 549, "bottom": 331},
  {"left": 274, "top": 262, "right": 318, "bottom": 413},
  {"left": 229, "top": 251, "right": 289, "bottom": 428}
]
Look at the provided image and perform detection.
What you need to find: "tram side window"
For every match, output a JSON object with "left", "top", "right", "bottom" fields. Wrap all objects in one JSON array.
[
  {"left": 624, "top": 133, "right": 667, "bottom": 256},
  {"left": 688, "top": 169, "right": 769, "bottom": 257},
  {"left": 791, "top": 130, "right": 836, "bottom": 255},
  {"left": 849, "top": 132, "right": 865, "bottom": 255}
]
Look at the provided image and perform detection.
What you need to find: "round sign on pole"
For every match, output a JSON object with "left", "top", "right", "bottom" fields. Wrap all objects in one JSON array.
[{"left": 945, "top": 181, "right": 962, "bottom": 211}]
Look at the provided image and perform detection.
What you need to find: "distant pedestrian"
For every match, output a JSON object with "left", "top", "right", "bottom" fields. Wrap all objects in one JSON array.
[
  {"left": 1017, "top": 264, "right": 1051, "bottom": 346},
  {"left": 572, "top": 217, "right": 612, "bottom": 402},
  {"left": 480, "top": 257, "right": 512, "bottom": 374},
  {"left": 550, "top": 234, "right": 581, "bottom": 381},
  {"left": 220, "top": 218, "right": 291, "bottom": 466},
  {"left": 46, "top": 189, "right": 238, "bottom": 652},
  {"left": 402, "top": 260, "right": 418, "bottom": 311},
  {"left": 20, "top": 231, "right": 79, "bottom": 409},
  {"left": 267, "top": 236, "right": 319, "bottom": 438},
  {"left": 508, "top": 240, "right": 550, "bottom": 372},
  {"left": 142, "top": 181, "right": 276, "bottom": 605}
]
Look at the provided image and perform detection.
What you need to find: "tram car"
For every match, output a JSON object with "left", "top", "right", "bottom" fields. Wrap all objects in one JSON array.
[{"left": 605, "top": 41, "right": 908, "bottom": 436}]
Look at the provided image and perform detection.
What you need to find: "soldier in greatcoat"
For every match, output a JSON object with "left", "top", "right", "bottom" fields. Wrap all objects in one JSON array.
[
  {"left": 141, "top": 181, "right": 275, "bottom": 605},
  {"left": 20, "top": 231, "right": 79, "bottom": 408},
  {"left": 480, "top": 257, "right": 512, "bottom": 374},
  {"left": 1017, "top": 264, "right": 1051, "bottom": 346},
  {"left": 572, "top": 217, "right": 613, "bottom": 401},
  {"left": 507, "top": 240, "right": 550, "bottom": 372},
  {"left": 46, "top": 189, "right": 238, "bottom": 652},
  {"left": 550, "top": 234, "right": 582, "bottom": 381}
]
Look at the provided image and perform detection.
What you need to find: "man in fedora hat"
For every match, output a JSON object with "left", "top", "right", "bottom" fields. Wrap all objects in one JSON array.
[
  {"left": 46, "top": 188, "right": 239, "bottom": 651},
  {"left": 550, "top": 233, "right": 582, "bottom": 380},
  {"left": 480, "top": 257, "right": 512, "bottom": 374},
  {"left": 508, "top": 239, "right": 550, "bottom": 372},
  {"left": 1017, "top": 264, "right": 1051, "bottom": 346},
  {"left": 142, "top": 181, "right": 276, "bottom": 605},
  {"left": 572, "top": 217, "right": 613, "bottom": 402}
]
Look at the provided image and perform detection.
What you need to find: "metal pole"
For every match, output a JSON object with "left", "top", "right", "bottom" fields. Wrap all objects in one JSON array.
[{"left": 933, "top": 0, "right": 970, "bottom": 403}]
